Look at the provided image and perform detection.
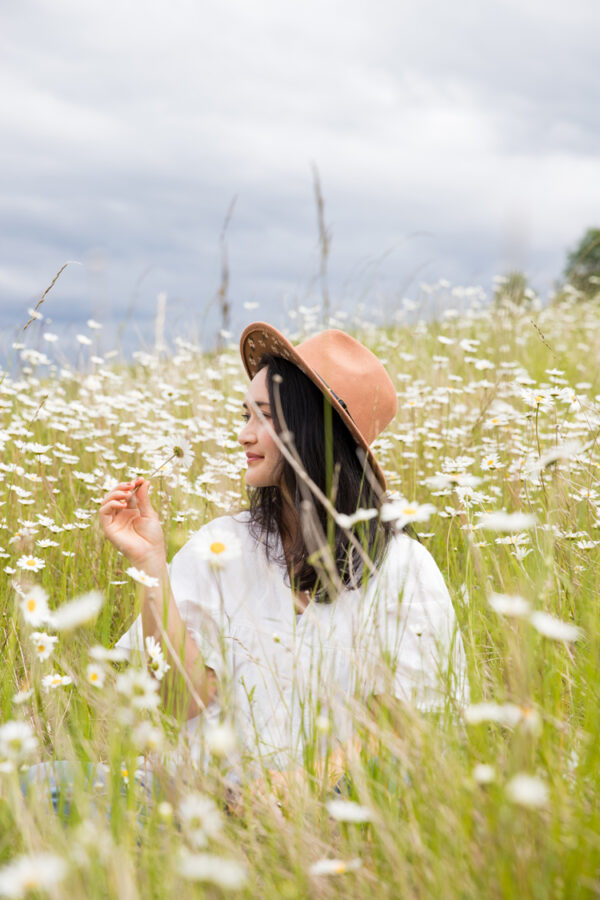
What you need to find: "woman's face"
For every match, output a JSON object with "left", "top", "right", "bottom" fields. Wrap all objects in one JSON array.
[{"left": 238, "top": 367, "right": 284, "bottom": 488}]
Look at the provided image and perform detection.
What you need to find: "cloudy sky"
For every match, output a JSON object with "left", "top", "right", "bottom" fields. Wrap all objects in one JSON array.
[{"left": 1, "top": 0, "right": 599, "bottom": 356}]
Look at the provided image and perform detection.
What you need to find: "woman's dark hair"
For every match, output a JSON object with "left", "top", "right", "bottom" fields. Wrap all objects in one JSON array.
[{"left": 247, "top": 354, "right": 393, "bottom": 600}]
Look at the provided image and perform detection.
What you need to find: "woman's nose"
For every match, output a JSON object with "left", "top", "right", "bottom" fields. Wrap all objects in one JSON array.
[{"left": 238, "top": 421, "right": 254, "bottom": 445}]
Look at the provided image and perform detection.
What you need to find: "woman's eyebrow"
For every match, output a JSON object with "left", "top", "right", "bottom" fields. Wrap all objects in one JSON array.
[{"left": 242, "top": 400, "right": 271, "bottom": 410}]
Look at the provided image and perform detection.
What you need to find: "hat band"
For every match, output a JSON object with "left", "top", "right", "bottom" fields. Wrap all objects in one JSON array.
[{"left": 314, "top": 372, "right": 356, "bottom": 426}]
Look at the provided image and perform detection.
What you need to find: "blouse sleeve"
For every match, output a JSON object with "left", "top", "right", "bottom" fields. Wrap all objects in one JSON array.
[
  {"left": 114, "top": 523, "right": 232, "bottom": 677},
  {"left": 364, "top": 535, "right": 469, "bottom": 713}
]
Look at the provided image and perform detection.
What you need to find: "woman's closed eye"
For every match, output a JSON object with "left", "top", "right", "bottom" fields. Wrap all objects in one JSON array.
[{"left": 241, "top": 409, "right": 272, "bottom": 421}]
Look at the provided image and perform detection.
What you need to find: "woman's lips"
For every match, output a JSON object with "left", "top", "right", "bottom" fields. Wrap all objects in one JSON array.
[{"left": 246, "top": 454, "right": 263, "bottom": 462}]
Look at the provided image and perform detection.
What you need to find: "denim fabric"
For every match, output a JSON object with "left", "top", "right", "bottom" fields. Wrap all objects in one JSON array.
[{"left": 21, "top": 761, "right": 159, "bottom": 819}]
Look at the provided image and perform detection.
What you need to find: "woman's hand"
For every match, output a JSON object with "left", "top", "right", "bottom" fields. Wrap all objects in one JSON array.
[{"left": 99, "top": 478, "right": 165, "bottom": 569}]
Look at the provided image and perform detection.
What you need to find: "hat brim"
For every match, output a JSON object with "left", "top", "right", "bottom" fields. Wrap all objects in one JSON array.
[{"left": 239, "top": 321, "right": 387, "bottom": 491}]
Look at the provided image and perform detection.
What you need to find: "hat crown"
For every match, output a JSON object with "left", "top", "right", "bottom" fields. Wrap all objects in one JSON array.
[{"left": 295, "top": 330, "right": 396, "bottom": 445}]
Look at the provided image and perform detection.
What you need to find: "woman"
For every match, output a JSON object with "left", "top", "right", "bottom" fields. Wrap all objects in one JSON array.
[{"left": 101, "top": 322, "right": 468, "bottom": 781}]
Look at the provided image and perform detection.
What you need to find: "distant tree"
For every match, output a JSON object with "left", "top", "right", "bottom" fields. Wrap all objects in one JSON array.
[
  {"left": 493, "top": 270, "right": 532, "bottom": 306},
  {"left": 564, "top": 228, "right": 600, "bottom": 295}
]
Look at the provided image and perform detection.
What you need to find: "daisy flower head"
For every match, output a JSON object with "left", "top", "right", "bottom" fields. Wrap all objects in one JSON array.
[
  {"left": 205, "top": 722, "right": 237, "bottom": 758},
  {"left": 488, "top": 593, "right": 531, "bottom": 618},
  {"left": 473, "top": 764, "right": 496, "bottom": 785},
  {"left": 481, "top": 453, "right": 502, "bottom": 471},
  {"left": 142, "top": 434, "right": 194, "bottom": 480},
  {"left": 171, "top": 435, "right": 194, "bottom": 469},
  {"left": 196, "top": 531, "right": 242, "bottom": 569},
  {"left": 42, "top": 672, "right": 73, "bottom": 691},
  {"left": 30, "top": 631, "right": 58, "bottom": 662},
  {"left": 178, "top": 793, "right": 223, "bottom": 848},
  {"left": 336, "top": 508, "right": 378, "bottom": 529},
  {"left": 13, "top": 688, "right": 33, "bottom": 705},
  {"left": 0, "top": 720, "right": 38, "bottom": 762},
  {"left": 115, "top": 668, "right": 160, "bottom": 709},
  {"left": 529, "top": 611, "right": 582, "bottom": 642},
  {"left": 326, "top": 800, "right": 373, "bottom": 823},
  {"left": 380, "top": 498, "right": 436, "bottom": 527},
  {"left": 464, "top": 703, "right": 524, "bottom": 727},
  {"left": 86, "top": 663, "right": 107, "bottom": 688},
  {"left": 144, "top": 635, "right": 170, "bottom": 681},
  {"left": 476, "top": 511, "right": 537, "bottom": 532},
  {"left": 178, "top": 852, "right": 247, "bottom": 889},
  {"left": 16, "top": 584, "right": 50, "bottom": 627},
  {"left": 132, "top": 720, "right": 164, "bottom": 752},
  {"left": 89, "top": 644, "right": 129, "bottom": 663},
  {"left": 49, "top": 591, "right": 103, "bottom": 631},
  {"left": 506, "top": 773, "right": 549, "bottom": 809},
  {"left": 0, "top": 853, "right": 68, "bottom": 898},
  {"left": 16, "top": 555, "right": 45, "bottom": 573},
  {"left": 126, "top": 567, "right": 160, "bottom": 588},
  {"left": 309, "top": 858, "right": 362, "bottom": 877}
]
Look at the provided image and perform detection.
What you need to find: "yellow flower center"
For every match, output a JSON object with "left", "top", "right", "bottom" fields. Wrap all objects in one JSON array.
[
  {"left": 25, "top": 559, "right": 35, "bottom": 567},
  {"left": 37, "top": 644, "right": 45, "bottom": 653},
  {"left": 403, "top": 506, "right": 417, "bottom": 515},
  {"left": 27, "top": 599, "right": 36, "bottom": 611},
  {"left": 210, "top": 541, "right": 226, "bottom": 555},
  {"left": 90, "top": 672, "right": 98, "bottom": 682}
]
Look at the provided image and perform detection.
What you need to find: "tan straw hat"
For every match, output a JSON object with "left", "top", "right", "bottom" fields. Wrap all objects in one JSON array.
[{"left": 239, "top": 321, "right": 397, "bottom": 489}]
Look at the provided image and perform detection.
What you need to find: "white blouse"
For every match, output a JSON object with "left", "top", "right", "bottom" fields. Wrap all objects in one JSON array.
[{"left": 116, "top": 513, "right": 469, "bottom": 770}]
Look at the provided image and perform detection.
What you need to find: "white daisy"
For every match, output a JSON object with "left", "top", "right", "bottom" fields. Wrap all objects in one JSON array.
[
  {"left": 12, "top": 688, "right": 33, "bottom": 705},
  {"left": 309, "top": 858, "right": 362, "bottom": 876},
  {"left": 335, "top": 508, "right": 378, "bottom": 529},
  {"left": 144, "top": 635, "right": 170, "bottom": 681},
  {"left": 0, "top": 853, "right": 67, "bottom": 897},
  {"left": 506, "top": 773, "right": 549, "bottom": 809},
  {"left": 86, "top": 663, "right": 107, "bottom": 688},
  {"left": 205, "top": 722, "right": 237, "bottom": 757},
  {"left": 529, "top": 611, "right": 582, "bottom": 642},
  {"left": 0, "top": 720, "right": 38, "bottom": 762},
  {"left": 89, "top": 644, "right": 129, "bottom": 663},
  {"left": 326, "top": 800, "right": 372, "bottom": 823},
  {"left": 477, "top": 511, "right": 536, "bottom": 532},
  {"left": 49, "top": 591, "right": 103, "bottom": 631},
  {"left": 42, "top": 672, "right": 73, "bottom": 691},
  {"left": 115, "top": 668, "right": 160, "bottom": 709},
  {"left": 132, "top": 720, "right": 164, "bottom": 752},
  {"left": 473, "top": 764, "right": 496, "bottom": 785},
  {"left": 178, "top": 853, "right": 247, "bottom": 889},
  {"left": 17, "top": 584, "right": 50, "bottom": 627},
  {"left": 30, "top": 631, "right": 58, "bottom": 662},
  {"left": 16, "top": 555, "right": 45, "bottom": 573},
  {"left": 195, "top": 531, "right": 242, "bottom": 569},
  {"left": 464, "top": 703, "right": 524, "bottom": 727},
  {"left": 178, "top": 793, "right": 223, "bottom": 848},
  {"left": 488, "top": 593, "right": 531, "bottom": 618},
  {"left": 126, "top": 567, "right": 160, "bottom": 588},
  {"left": 380, "top": 499, "right": 436, "bottom": 526}
]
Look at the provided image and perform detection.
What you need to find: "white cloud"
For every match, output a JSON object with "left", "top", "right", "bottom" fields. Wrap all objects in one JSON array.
[{"left": 1, "top": 0, "right": 599, "bottom": 342}]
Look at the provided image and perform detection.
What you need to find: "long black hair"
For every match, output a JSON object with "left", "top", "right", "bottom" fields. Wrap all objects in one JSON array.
[{"left": 246, "top": 353, "right": 393, "bottom": 600}]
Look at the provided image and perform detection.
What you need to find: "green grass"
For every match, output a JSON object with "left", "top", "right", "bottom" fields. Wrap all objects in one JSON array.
[{"left": 0, "top": 292, "right": 599, "bottom": 898}]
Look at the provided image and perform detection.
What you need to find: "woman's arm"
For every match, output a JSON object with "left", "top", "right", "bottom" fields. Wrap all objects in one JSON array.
[{"left": 99, "top": 477, "right": 217, "bottom": 719}]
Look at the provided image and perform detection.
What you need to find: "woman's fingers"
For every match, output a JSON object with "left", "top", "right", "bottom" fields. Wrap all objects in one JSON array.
[
  {"left": 99, "top": 498, "right": 131, "bottom": 519},
  {"left": 133, "top": 479, "right": 157, "bottom": 518},
  {"left": 99, "top": 479, "right": 157, "bottom": 523}
]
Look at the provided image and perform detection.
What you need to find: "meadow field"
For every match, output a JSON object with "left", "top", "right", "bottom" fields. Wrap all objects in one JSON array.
[{"left": 0, "top": 285, "right": 599, "bottom": 898}]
